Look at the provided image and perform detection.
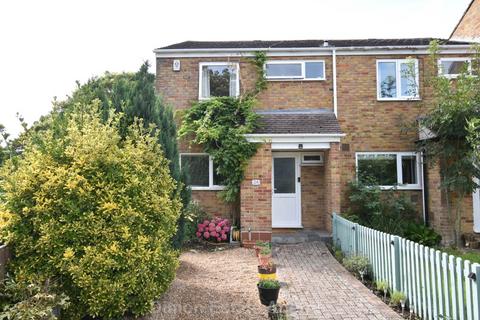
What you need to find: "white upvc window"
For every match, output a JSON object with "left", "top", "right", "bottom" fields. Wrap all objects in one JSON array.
[
  {"left": 376, "top": 59, "right": 420, "bottom": 100},
  {"left": 264, "top": 60, "right": 325, "bottom": 80},
  {"left": 198, "top": 62, "right": 239, "bottom": 100},
  {"left": 355, "top": 152, "right": 422, "bottom": 190},
  {"left": 438, "top": 57, "right": 473, "bottom": 78},
  {"left": 180, "top": 153, "right": 226, "bottom": 190}
]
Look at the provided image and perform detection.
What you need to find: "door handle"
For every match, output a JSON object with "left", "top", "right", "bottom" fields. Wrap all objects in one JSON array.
[{"left": 297, "top": 177, "right": 301, "bottom": 183}]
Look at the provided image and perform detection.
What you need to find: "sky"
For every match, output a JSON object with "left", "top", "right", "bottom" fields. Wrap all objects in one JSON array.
[{"left": 0, "top": 0, "right": 472, "bottom": 139}]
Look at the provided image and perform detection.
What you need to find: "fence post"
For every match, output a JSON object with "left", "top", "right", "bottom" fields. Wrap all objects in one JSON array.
[
  {"left": 332, "top": 213, "right": 337, "bottom": 247},
  {"left": 353, "top": 223, "right": 358, "bottom": 256},
  {"left": 391, "top": 236, "right": 401, "bottom": 292},
  {"left": 473, "top": 263, "right": 480, "bottom": 320}
]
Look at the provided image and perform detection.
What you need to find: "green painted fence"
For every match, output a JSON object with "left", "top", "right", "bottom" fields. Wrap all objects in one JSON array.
[{"left": 332, "top": 213, "right": 480, "bottom": 320}]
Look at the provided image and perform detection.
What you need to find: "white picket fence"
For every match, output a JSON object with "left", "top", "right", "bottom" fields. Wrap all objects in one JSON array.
[{"left": 332, "top": 213, "right": 480, "bottom": 320}]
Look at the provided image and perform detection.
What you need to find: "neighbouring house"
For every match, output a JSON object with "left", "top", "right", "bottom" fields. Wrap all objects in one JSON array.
[
  {"left": 450, "top": 0, "right": 480, "bottom": 43},
  {"left": 154, "top": 36, "right": 478, "bottom": 245}
]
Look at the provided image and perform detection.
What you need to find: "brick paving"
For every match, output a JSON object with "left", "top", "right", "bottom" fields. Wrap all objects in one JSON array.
[{"left": 275, "top": 241, "right": 402, "bottom": 320}]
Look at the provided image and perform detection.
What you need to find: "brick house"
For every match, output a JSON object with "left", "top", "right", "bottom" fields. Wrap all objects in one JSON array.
[
  {"left": 154, "top": 38, "right": 478, "bottom": 245},
  {"left": 450, "top": 0, "right": 480, "bottom": 42}
]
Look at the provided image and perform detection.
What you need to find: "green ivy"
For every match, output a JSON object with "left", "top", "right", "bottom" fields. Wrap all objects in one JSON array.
[{"left": 179, "top": 51, "right": 267, "bottom": 202}]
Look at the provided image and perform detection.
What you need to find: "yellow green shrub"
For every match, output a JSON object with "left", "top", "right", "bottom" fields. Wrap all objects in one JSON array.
[{"left": 0, "top": 103, "right": 181, "bottom": 318}]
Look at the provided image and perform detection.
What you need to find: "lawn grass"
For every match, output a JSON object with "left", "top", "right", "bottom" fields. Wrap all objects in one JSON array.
[{"left": 441, "top": 247, "right": 480, "bottom": 264}]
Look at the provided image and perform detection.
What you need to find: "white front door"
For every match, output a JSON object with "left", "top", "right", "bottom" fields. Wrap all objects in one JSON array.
[
  {"left": 272, "top": 153, "right": 301, "bottom": 228},
  {"left": 474, "top": 182, "right": 480, "bottom": 233}
]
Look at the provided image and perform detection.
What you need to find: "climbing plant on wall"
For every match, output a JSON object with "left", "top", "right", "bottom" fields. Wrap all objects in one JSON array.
[{"left": 179, "top": 51, "right": 267, "bottom": 202}]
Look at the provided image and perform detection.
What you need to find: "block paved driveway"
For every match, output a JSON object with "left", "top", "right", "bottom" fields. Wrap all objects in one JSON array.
[{"left": 274, "top": 241, "right": 402, "bottom": 320}]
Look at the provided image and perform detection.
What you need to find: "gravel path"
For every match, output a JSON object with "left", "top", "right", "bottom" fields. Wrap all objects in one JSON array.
[{"left": 139, "top": 246, "right": 269, "bottom": 320}]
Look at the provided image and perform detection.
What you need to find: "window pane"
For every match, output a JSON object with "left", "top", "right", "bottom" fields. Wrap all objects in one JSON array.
[
  {"left": 378, "top": 62, "right": 397, "bottom": 98},
  {"left": 201, "top": 65, "right": 236, "bottom": 98},
  {"left": 358, "top": 154, "right": 397, "bottom": 186},
  {"left": 440, "top": 60, "right": 468, "bottom": 76},
  {"left": 182, "top": 155, "right": 209, "bottom": 187},
  {"left": 305, "top": 62, "right": 324, "bottom": 79},
  {"left": 400, "top": 62, "right": 417, "bottom": 97},
  {"left": 266, "top": 63, "right": 302, "bottom": 78},
  {"left": 274, "top": 158, "right": 296, "bottom": 193},
  {"left": 213, "top": 161, "right": 226, "bottom": 186},
  {"left": 401, "top": 155, "right": 417, "bottom": 184}
]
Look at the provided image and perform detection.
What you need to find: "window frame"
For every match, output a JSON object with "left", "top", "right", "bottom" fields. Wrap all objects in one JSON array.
[
  {"left": 180, "top": 153, "right": 226, "bottom": 190},
  {"left": 264, "top": 60, "right": 326, "bottom": 81},
  {"left": 355, "top": 151, "right": 422, "bottom": 190},
  {"left": 198, "top": 62, "right": 240, "bottom": 100},
  {"left": 376, "top": 59, "right": 420, "bottom": 101},
  {"left": 438, "top": 57, "right": 472, "bottom": 79}
]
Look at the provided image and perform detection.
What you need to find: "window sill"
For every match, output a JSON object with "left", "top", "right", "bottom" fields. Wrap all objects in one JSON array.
[
  {"left": 190, "top": 186, "right": 226, "bottom": 191},
  {"left": 266, "top": 78, "right": 326, "bottom": 82},
  {"left": 378, "top": 185, "right": 422, "bottom": 191},
  {"left": 198, "top": 96, "right": 239, "bottom": 101},
  {"left": 377, "top": 97, "right": 421, "bottom": 102}
]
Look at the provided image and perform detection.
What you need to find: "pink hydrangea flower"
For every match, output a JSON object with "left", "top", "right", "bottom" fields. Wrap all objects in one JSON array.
[
  {"left": 196, "top": 232, "right": 201, "bottom": 238},
  {"left": 217, "top": 237, "right": 222, "bottom": 242},
  {"left": 221, "top": 233, "right": 227, "bottom": 240},
  {"left": 203, "top": 231, "right": 210, "bottom": 239}
]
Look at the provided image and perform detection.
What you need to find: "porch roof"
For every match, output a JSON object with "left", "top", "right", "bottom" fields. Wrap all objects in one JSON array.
[{"left": 254, "top": 109, "right": 342, "bottom": 135}]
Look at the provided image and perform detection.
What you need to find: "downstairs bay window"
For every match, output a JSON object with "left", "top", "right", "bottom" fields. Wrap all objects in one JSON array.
[
  {"left": 356, "top": 152, "right": 421, "bottom": 189},
  {"left": 180, "top": 153, "right": 226, "bottom": 190}
]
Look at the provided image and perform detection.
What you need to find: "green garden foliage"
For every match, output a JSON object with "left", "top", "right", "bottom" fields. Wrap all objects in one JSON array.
[
  {"left": 342, "top": 256, "right": 369, "bottom": 277},
  {"left": 179, "top": 96, "right": 259, "bottom": 202},
  {"left": 0, "top": 103, "right": 181, "bottom": 318},
  {"left": 0, "top": 278, "right": 69, "bottom": 320},
  {"left": 30, "top": 63, "right": 191, "bottom": 248},
  {"left": 346, "top": 179, "right": 441, "bottom": 246},
  {"left": 419, "top": 41, "right": 480, "bottom": 245}
]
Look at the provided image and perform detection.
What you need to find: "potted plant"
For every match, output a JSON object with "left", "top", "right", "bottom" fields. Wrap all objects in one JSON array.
[
  {"left": 268, "top": 300, "right": 288, "bottom": 320},
  {"left": 258, "top": 262, "right": 277, "bottom": 280},
  {"left": 257, "top": 280, "right": 281, "bottom": 306},
  {"left": 254, "top": 241, "right": 268, "bottom": 257},
  {"left": 258, "top": 246, "right": 272, "bottom": 266}
]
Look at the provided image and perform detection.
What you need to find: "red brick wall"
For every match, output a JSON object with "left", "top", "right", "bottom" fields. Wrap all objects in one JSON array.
[
  {"left": 301, "top": 165, "right": 326, "bottom": 229},
  {"left": 451, "top": 0, "right": 480, "bottom": 41},
  {"left": 156, "top": 56, "right": 334, "bottom": 111},
  {"left": 240, "top": 143, "right": 272, "bottom": 241}
]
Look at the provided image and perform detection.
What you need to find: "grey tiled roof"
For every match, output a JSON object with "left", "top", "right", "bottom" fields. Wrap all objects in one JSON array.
[
  {"left": 254, "top": 109, "right": 342, "bottom": 134},
  {"left": 158, "top": 38, "right": 472, "bottom": 50}
]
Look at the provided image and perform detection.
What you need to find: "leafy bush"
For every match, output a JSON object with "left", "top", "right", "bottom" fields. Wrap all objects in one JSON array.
[
  {"left": 0, "top": 278, "right": 69, "bottom": 320},
  {"left": 182, "top": 202, "right": 208, "bottom": 244},
  {"left": 403, "top": 223, "right": 442, "bottom": 247},
  {"left": 375, "top": 280, "right": 389, "bottom": 293},
  {"left": 389, "top": 291, "right": 406, "bottom": 307},
  {"left": 343, "top": 256, "right": 369, "bottom": 277},
  {"left": 258, "top": 280, "right": 280, "bottom": 289},
  {"left": 334, "top": 248, "right": 344, "bottom": 264},
  {"left": 347, "top": 180, "right": 443, "bottom": 247},
  {"left": 195, "top": 217, "right": 231, "bottom": 242},
  {"left": 0, "top": 104, "right": 181, "bottom": 318}
]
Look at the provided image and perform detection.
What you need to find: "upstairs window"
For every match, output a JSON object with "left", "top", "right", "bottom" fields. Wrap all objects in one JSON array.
[
  {"left": 180, "top": 153, "right": 226, "bottom": 190},
  {"left": 377, "top": 59, "right": 419, "bottom": 100},
  {"left": 438, "top": 58, "right": 473, "bottom": 78},
  {"left": 356, "top": 152, "right": 421, "bottom": 189},
  {"left": 199, "top": 63, "right": 239, "bottom": 99},
  {"left": 265, "top": 60, "right": 325, "bottom": 80}
]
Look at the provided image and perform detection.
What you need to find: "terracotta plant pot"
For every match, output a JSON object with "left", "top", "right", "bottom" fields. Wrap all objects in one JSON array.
[
  {"left": 258, "top": 264, "right": 277, "bottom": 280},
  {"left": 258, "top": 253, "right": 272, "bottom": 267},
  {"left": 257, "top": 284, "right": 280, "bottom": 306}
]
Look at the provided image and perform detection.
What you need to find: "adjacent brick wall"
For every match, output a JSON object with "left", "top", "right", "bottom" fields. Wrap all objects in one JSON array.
[
  {"left": 325, "top": 144, "right": 342, "bottom": 232},
  {"left": 240, "top": 143, "right": 272, "bottom": 243},
  {"left": 426, "top": 163, "right": 475, "bottom": 245},
  {"left": 451, "top": 0, "right": 480, "bottom": 41}
]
